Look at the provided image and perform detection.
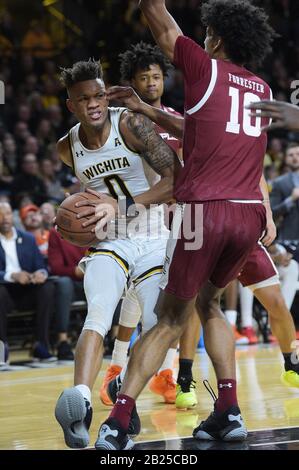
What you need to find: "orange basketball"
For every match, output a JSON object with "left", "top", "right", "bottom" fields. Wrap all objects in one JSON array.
[{"left": 56, "top": 192, "right": 100, "bottom": 247}]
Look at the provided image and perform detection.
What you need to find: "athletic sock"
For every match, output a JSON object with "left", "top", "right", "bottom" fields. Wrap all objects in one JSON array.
[
  {"left": 111, "top": 339, "right": 130, "bottom": 368},
  {"left": 215, "top": 379, "right": 238, "bottom": 413},
  {"left": 283, "top": 352, "right": 299, "bottom": 373},
  {"left": 177, "top": 359, "right": 193, "bottom": 391},
  {"left": 75, "top": 384, "right": 91, "bottom": 404},
  {"left": 109, "top": 393, "right": 135, "bottom": 431},
  {"left": 224, "top": 310, "right": 238, "bottom": 326}
]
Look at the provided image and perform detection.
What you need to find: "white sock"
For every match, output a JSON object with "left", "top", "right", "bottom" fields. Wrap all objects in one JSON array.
[
  {"left": 239, "top": 285, "right": 254, "bottom": 327},
  {"left": 159, "top": 348, "right": 177, "bottom": 373},
  {"left": 225, "top": 309, "right": 237, "bottom": 326},
  {"left": 75, "top": 384, "right": 91, "bottom": 403},
  {"left": 111, "top": 339, "right": 130, "bottom": 368}
]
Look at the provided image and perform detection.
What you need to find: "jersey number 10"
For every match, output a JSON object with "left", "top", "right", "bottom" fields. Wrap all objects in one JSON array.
[{"left": 226, "top": 87, "right": 261, "bottom": 137}]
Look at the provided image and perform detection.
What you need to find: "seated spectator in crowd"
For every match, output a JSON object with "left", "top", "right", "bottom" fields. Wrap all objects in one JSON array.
[
  {"left": 20, "top": 203, "right": 77, "bottom": 359},
  {"left": 20, "top": 204, "right": 50, "bottom": 259},
  {"left": 271, "top": 142, "right": 299, "bottom": 242},
  {"left": 0, "top": 202, "right": 55, "bottom": 361},
  {"left": 268, "top": 243, "right": 299, "bottom": 311},
  {"left": 40, "top": 202, "right": 56, "bottom": 230},
  {"left": 10, "top": 153, "right": 48, "bottom": 208},
  {"left": 21, "top": 21, "right": 54, "bottom": 59},
  {"left": 48, "top": 228, "right": 86, "bottom": 360},
  {"left": 39, "top": 158, "right": 65, "bottom": 204}
]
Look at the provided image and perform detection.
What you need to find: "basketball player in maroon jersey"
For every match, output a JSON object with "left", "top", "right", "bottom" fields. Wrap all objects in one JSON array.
[
  {"left": 100, "top": 42, "right": 200, "bottom": 409},
  {"left": 107, "top": 86, "right": 299, "bottom": 389},
  {"left": 95, "top": 0, "right": 276, "bottom": 449}
]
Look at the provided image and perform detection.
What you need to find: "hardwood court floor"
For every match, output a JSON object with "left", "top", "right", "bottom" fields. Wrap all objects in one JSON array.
[{"left": 1, "top": 344, "right": 299, "bottom": 450}]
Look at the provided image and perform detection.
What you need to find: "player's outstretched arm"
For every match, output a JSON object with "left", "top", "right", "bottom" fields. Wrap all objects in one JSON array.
[
  {"left": 247, "top": 100, "right": 299, "bottom": 132},
  {"left": 108, "top": 86, "right": 184, "bottom": 139},
  {"left": 139, "top": 0, "right": 183, "bottom": 62},
  {"left": 122, "top": 111, "right": 177, "bottom": 206}
]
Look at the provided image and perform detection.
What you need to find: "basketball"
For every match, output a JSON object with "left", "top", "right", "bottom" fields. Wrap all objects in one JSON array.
[{"left": 56, "top": 192, "right": 100, "bottom": 247}]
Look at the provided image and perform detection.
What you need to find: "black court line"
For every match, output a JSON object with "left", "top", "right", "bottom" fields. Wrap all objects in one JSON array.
[{"left": 133, "top": 426, "right": 299, "bottom": 450}]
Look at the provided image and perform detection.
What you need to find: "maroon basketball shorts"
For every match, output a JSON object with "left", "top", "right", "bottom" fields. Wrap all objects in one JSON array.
[
  {"left": 238, "top": 242, "right": 279, "bottom": 290},
  {"left": 160, "top": 201, "right": 266, "bottom": 300}
]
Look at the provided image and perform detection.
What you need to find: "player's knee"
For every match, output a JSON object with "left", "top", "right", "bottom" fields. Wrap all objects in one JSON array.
[
  {"left": 82, "top": 304, "right": 114, "bottom": 339},
  {"left": 196, "top": 296, "right": 219, "bottom": 318}
]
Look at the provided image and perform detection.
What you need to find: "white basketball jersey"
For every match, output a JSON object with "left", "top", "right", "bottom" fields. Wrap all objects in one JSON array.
[{"left": 69, "top": 107, "right": 168, "bottom": 239}]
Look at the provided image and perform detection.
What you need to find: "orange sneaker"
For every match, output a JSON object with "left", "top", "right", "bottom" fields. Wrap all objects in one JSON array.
[
  {"left": 99, "top": 365, "right": 122, "bottom": 406},
  {"left": 232, "top": 325, "right": 249, "bottom": 345},
  {"left": 240, "top": 326, "right": 258, "bottom": 345},
  {"left": 149, "top": 369, "right": 176, "bottom": 403}
]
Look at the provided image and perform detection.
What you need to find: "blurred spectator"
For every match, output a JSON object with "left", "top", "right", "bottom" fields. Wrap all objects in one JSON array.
[
  {"left": 21, "top": 21, "right": 54, "bottom": 59},
  {"left": 39, "top": 158, "right": 65, "bottom": 204},
  {"left": 271, "top": 142, "right": 299, "bottom": 241},
  {"left": 20, "top": 204, "right": 50, "bottom": 259},
  {"left": 10, "top": 153, "right": 48, "bottom": 208},
  {"left": 48, "top": 228, "right": 86, "bottom": 360},
  {"left": 0, "top": 202, "right": 55, "bottom": 361},
  {"left": 40, "top": 202, "right": 56, "bottom": 230}
]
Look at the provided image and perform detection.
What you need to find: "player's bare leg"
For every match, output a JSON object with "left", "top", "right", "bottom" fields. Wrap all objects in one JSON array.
[
  {"left": 121, "top": 292, "right": 195, "bottom": 399},
  {"left": 193, "top": 281, "right": 247, "bottom": 442},
  {"left": 75, "top": 330, "right": 104, "bottom": 388},
  {"left": 95, "top": 291, "right": 195, "bottom": 450},
  {"left": 176, "top": 309, "right": 201, "bottom": 409},
  {"left": 196, "top": 281, "right": 235, "bottom": 379},
  {"left": 254, "top": 284, "right": 299, "bottom": 387},
  {"left": 224, "top": 280, "right": 248, "bottom": 345}
]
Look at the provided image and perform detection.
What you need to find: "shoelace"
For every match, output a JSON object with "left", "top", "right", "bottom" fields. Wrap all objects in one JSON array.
[
  {"left": 179, "top": 378, "right": 196, "bottom": 393},
  {"left": 203, "top": 379, "right": 217, "bottom": 403}
]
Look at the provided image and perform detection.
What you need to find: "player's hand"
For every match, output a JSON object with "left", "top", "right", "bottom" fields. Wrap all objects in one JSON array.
[
  {"left": 78, "top": 194, "right": 119, "bottom": 229},
  {"left": 246, "top": 100, "right": 299, "bottom": 132},
  {"left": 107, "top": 86, "right": 143, "bottom": 112},
  {"left": 11, "top": 271, "right": 31, "bottom": 285},
  {"left": 261, "top": 216, "right": 277, "bottom": 247},
  {"left": 31, "top": 271, "right": 47, "bottom": 284}
]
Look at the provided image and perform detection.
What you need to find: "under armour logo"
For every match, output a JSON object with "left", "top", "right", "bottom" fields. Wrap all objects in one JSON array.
[
  {"left": 219, "top": 383, "right": 232, "bottom": 388},
  {"left": 228, "top": 414, "right": 243, "bottom": 425},
  {"left": 116, "top": 398, "right": 127, "bottom": 405},
  {"left": 115, "top": 137, "right": 121, "bottom": 147},
  {"left": 76, "top": 150, "right": 84, "bottom": 157},
  {"left": 101, "top": 424, "right": 117, "bottom": 437}
]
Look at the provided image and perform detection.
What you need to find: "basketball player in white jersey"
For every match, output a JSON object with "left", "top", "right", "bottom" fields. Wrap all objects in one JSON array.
[{"left": 54, "top": 59, "right": 177, "bottom": 449}]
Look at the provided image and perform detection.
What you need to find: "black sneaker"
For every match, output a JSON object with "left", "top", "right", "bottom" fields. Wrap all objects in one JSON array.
[
  {"left": 193, "top": 380, "right": 247, "bottom": 442},
  {"left": 107, "top": 375, "right": 141, "bottom": 437},
  {"left": 57, "top": 341, "right": 74, "bottom": 361},
  {"left": 193, "top": 405, "right": 247, "bottom": 441},
  {"left": 55, "top": 387, "right": 93, "bottom": 448},
  {"left": 95, "top": 417, "right": 134, "bottom": 450}
]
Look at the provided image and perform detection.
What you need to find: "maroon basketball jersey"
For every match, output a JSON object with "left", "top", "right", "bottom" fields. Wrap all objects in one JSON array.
[
  {"left": 154, "top": 104, "right": 182, "bottom": 153},
  {"left": 173, "top": 36, "right": 272, "bottom": 202}
]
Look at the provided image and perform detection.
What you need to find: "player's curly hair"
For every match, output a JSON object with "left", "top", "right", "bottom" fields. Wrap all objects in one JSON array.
[
  {"left": 201, "top": 0, "right": 276, "bottom": 67},
  {"left": 60, "top": 59, "right": 103, "bottom": 89},
  {"left": 119, "top": 41, "right": 173, "bottom": 82}
]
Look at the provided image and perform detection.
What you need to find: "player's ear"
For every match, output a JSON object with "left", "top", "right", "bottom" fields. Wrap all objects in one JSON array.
[
  {"left": 212, "top": 36, "right": 222, "bottom": 54},
  {"left": 66, "top": 98, "right": 75, "bottom": 114}
]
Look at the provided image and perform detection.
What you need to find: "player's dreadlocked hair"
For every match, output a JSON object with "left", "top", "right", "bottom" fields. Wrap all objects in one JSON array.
[
  {"left": 201, "top": 0, "right": 276, "bottom": 68},
  {"left": 119, "top": 41, "right": 173, "bottom": 82},
  {"left": 60, "top": 59, "right": 103, "bottom": 89}
]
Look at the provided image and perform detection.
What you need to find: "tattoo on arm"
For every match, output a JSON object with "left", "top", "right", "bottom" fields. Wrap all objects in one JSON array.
[{"left": 126, "top": 112, "right": 175, "bottom": 174}]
